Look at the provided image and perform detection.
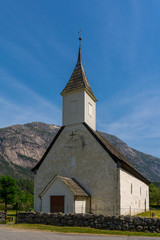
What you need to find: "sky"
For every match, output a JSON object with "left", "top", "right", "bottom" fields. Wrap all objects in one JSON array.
[{"left": 0, "top": 0, "right": 160, "bottom": 158}]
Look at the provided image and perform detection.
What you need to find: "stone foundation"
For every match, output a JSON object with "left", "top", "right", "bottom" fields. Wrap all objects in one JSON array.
[{"left": 17, "top": 212, "right": 160, "bottom": 233}]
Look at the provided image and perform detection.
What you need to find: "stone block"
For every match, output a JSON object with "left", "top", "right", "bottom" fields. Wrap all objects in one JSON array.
[
  {"left": 136, "top": 226, "right": 143, "bottom": 232},
  {"left": 67, "top": 219, "right": 74, "bottom": 226}
]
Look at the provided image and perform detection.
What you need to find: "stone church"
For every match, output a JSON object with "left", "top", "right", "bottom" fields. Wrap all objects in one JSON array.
[{"left": 32, "top": 41, "right": 150, "bottom": 216}]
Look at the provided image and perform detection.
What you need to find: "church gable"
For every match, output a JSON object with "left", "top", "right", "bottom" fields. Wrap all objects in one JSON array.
[
  {"left": 34, "top": 123, "right": 119, "bottom": 213},
  {"left": 33, "top": 123, "right": 118, "bottom": 178},
  {"left": 33, "top": 122, "right": 150, "bottom": 186},
  {"left": 39, "top": 175, "right": 90, "bottom": 214},
  {"left": 40, "top": 175, "right": 89, "bottom": 197}
]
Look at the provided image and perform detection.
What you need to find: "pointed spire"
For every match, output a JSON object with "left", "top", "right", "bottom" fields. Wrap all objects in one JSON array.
[
  {"left": 77, "top": 45, "right": 81, "bottom": 63},
  {"left": 61, "top": 33, "right": 97, "bottom": 102},
  {"left": 77, "top": 30, "right": 82, "bottom": 63}
]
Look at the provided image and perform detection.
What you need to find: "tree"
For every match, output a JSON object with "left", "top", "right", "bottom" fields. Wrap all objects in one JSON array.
[
  {"left": 0, "top": 176, "right": 18, "bottom": 212},
  {"left": 13, "top": 190, "right": 34, "bottom": 212},
  {"left": 149, "top": 183, "right": 160, "bottom": 205}
]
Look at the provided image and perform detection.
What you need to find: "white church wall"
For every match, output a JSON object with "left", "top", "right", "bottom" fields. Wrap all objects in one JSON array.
[
  {"left": 34, "top": 123, "right": 118, "bottom": 215},
  {"left": 62, "top": 91, "right": 85, "bottom": 126},
  {"left": 41, "top": 177, "right": 74, "bottom": 213},
  {"left": 34, "top": 173, "right": 41, "bottom": 212},
  {"left": 120, "top": 169, "right": 149, "bottom": 216},
  {"left": 84, "top": 91, "right": 96, "bottom": 130}
]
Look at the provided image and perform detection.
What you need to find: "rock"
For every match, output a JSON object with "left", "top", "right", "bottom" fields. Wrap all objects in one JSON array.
[
  {"left": 121, "top": 224, "right": 129, "bottom": 231},
  {"left": 90, "top": 222, "right": 95, "bottom": 228},
  {"left": 149, "top": 226, "right": 156, "bottom": 232},
  {"left": 134, "top": 217, "right": 143, "bottom": 225},
  {"left": 136, "top": 226, "right": 143, "bottom": 232},
  {"left": 156, "top": 219, "right": 160, "bottom": 227},
  {"left": 43, "top": 213, "right": 48, "bottom": 218},
  {"left": 95, "top": 223, "right": 102, "bottom": 229},
  {"left": 129, "top": 224, "right": 135, "bottom": 231},
  {"left": 67, "top": 219, "right": 74, "bottom": 226},
  {"left": 60, "top": 218, "right": 66, "bottom": 224},
  {"left": 109, "top": 224, "right": 116, "bottom": 230},
  {"left": 64, "top": 214, "right": 70, "bottom": 220},
  {"left": 83, "top": 221, "right": 89, "bottom": 226}
]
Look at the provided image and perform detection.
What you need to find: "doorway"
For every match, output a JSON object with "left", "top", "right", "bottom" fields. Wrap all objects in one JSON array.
[{"left": 50, "top": 196, "right": 64, "bottom": 213}]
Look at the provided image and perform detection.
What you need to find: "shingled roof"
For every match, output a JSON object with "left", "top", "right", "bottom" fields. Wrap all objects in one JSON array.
[
  {"left": 61, "top": 47, "right": 97, "bottom": 102},
  {"left": 39, "top": 175, "right": 90, "bottom": 197}
]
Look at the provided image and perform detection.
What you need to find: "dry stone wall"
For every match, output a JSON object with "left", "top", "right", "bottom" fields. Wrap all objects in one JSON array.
[
  {"left": 17, "top": 212, "right": 160, "bottom": 233},
  {"left": 0, "top": 212, "right": 6, "bottom": 223}
]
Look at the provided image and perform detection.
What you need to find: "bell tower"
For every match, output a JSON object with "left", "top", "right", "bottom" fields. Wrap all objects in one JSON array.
[{"left": 61, "top": 37, "right": 97, "bottom": 130}]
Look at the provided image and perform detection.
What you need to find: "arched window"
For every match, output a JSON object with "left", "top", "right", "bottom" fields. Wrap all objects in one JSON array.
[{"left": 131, "top": 183, "right": 133, "bottom": 194}]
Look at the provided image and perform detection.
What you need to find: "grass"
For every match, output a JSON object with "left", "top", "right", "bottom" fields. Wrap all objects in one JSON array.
[
  {"left": 7, "top": 210, "right": 17, "bottom": 217},
  {"left": 137, "top": 210, "right": 160, "bottom": 218},
  {"left": 8, "top": 224, "right": 160, "bottom": 237}
]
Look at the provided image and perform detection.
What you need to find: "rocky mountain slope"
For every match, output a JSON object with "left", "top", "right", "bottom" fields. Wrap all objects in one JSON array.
[{"left": 0, "top": 122, "right": 160, "bottom": 182}]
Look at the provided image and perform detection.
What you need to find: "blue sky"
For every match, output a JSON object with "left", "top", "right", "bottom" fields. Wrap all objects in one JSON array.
[{"left": 0, "top": 0, "right": 160, "bottom": 157}]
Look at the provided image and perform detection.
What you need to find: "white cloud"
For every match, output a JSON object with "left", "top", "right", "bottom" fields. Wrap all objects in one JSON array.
[
  {"left": 97, "top": 87, "right": 160, "bottom": 156},
  {"left": 0, "top": 68, "right": 61, "bottom": 128}
]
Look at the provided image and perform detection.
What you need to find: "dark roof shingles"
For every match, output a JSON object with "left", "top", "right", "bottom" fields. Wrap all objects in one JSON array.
[
  {"left": 61, "top": 61, "right": 97, "bottom": 101},
  {"left": 58, "top": 176, "right": 89, "bottom": 197}
]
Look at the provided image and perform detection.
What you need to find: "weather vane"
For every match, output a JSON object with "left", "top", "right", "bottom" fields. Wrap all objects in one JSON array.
[{"left": 78, "top": 30, "right": 82, "bottom": 47}]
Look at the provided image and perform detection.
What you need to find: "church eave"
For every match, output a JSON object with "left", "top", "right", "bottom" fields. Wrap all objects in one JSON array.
[
  {"left": 61, "top": 88, "right": 97, "bottom": 102},
  {"left": 120, "top": 162, "right": 150, "bottom": 185}
]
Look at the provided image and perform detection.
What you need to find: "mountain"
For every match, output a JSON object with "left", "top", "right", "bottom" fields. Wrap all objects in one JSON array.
[{"left": 0, "top": 122, "right": 160, "bottom": 182}]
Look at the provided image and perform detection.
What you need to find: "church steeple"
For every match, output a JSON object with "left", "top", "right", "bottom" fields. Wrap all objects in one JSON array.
[
  {"left": 61, "top": 37, "right": 97, "bottom": 102},
  {"left": 61, "top": 36, "right": 97, "bottom": 130}
]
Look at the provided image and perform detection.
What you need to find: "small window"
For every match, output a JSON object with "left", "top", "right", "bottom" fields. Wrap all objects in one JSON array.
[
  {"left": 88, "top": 103, "right": 92, "bottom": 116},
  {"left": 140, "top": 187, "right": 141, "bottom": 195},
  {"left": 131, "top": 183, "right": 133, "bottom": 194}
]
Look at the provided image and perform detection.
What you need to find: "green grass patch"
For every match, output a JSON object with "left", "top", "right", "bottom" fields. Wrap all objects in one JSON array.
[
  {"left": 137, "top": 210, "right": 160, "bottom": 218},
  {"left": 8, "top": 224, "right": 160, "bottom": 237},
  {"left": 7, "top": 210, "right": 17, "bottom": 217}
]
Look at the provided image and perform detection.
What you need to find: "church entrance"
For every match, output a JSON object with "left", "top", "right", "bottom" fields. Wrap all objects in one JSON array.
[{"left": 50, "top": 196, "right": 64, "bottom": 213}]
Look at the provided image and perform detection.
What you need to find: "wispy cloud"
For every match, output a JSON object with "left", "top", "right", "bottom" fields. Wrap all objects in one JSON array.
[
  {"left": 97, "top": 87, "right": 160, "bottom": 156},
  {"left": 0, "top": 68, "right": 61, "bottom": 128}
]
